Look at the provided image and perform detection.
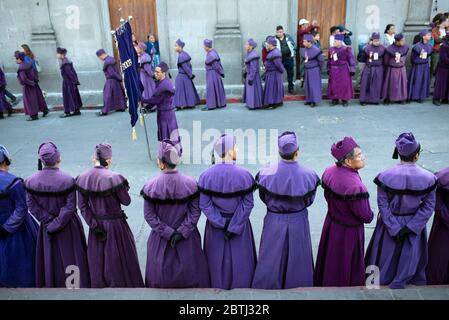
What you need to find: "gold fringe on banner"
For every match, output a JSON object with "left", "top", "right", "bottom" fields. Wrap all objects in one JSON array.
[
  {"left": 132, "top": 127, "right": 137, "bottom": 141},
  {"left": 140, "top": 113, "right": 144, "bottom": 127}
]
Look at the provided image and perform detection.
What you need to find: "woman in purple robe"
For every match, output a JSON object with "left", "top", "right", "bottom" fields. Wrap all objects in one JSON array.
[
  {"left": 199, "top": 134, "right": 257, "bottom": 289},
  {"left": 174, "top": 39, "right": 200, "bottom": 111},
  {"left": 314, "top": 137, "right": 374, "bottom": 287},
  {"left": 136, "top": 42, "right": 156, "bottom": 110},
  {"left": 407, "top": 30, "right": 433, "bottom": 103},
  {"left": 0, "top": 65, "right": 13, "bottom": 119},
  {"left": 15, "top": 51, "right": 49, "bottom": 121},
  {"left": 433, "top": 35, "right": 449, "bottom": 106},
  {"left": 243, "top": 39, "right": 263, "bottom": 110},
  {"left": 25, "top": 142, "right": 90, "bottom": 288},
  {"left": 360, "top": 33, "right": 386, "bottom": 105},
  {"left": 366, "top": 133, "right": 437, "bottom": 289},
  {"left": 382, "top": 34, "right": 409, "bottom": 105},
  {"left": 252, "top": 132, "right": 320, "bottom": 289},
  {"left": 76, "top": 144, "right": 144, "bottom": 288},
  {"left": 141, "top": 140, "right": 210, "bottom": 288},
  {"left": 0, "top": 145, "right": 38, "bottom": 287},
  {"left": 57, "top": 48, "right": 83, "bottom": 118},
  {"left": 427, "top": 167, "right": 449, "bottom": 285},
  {"left": 327, "top": 34, "right": 356, "bottom": 107},
  {"left": 203, "top": 39, "right": 227, "bottom": 111},
  {"left": 96, "top": 49, "right": 126, "bottom": 116},
  {"left": 263, "top": 37, "right": 285, "bottom": 109},
  {"left": 302, "top": 34, "right": 324, "bottom": 108}
]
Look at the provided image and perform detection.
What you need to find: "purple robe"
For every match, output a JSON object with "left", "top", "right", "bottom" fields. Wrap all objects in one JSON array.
[
  {"left": 174, "top": 51, "right": 200, "bottom": 109},
  {"left": 314, "top": 165, "right": 374, "bottom": 287},
  {"left": 60, "top": 58, "right": 83, "bottom": 113},
  {"left": 366, "top": 163, "right": 437, "bottom": 289},
  {"left": 139, "top": 53, "right": 156, "bottom": 103},
  {"left": 76, "top": 167, "right": 144, "bottom": 288},
  {"left": 427, "top": 167, "right": 449, "bottom": 285},
  {"left": 141, "top": 171, "right": 210, "bottom": 288},
  {"left": 433, "top": 42, "right": 449, "bottom": 101},
  {"left": 360, "top": 44, "right": 386, "bottom": 103},
  {"left": 205, "top": 49, "right": 227, "bottom": 110},
  {"left": 199, "top": 163, "right": 257, "bottom": 290},
  {"left": 302, "top": 46, "right": 324, "bottom": 104},
  {"left": 0, "top": 67, "right": 12, "bottom": 114},
  {"left": 382, "top": 44, "right": 409, "bottom": 102},
  {"left": 17, "top": 61, "right": 48, "bottom": 116},
  {"left": 327, "top": 46, "right": 356, "bottom": 101},
  {"left": 25, "top": 168, "right": 90, "bottom": 288},
  {"left": 263, "top": 48, "right": 285, "bottom": 107},
  {"left": 101, "top": 56, "right": 126, "bottom": 113},
  {"left": 243, "top": 49, "right": 263, "bottom": 109},
  {"left": 408, "top": 42, "right": 433, "bottom": 101},
  {"left": 252, "top": 160, "right": 320, "bottom": 289}
]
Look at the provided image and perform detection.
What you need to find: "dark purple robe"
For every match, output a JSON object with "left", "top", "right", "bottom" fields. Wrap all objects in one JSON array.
[
  {"left": 408, "top": 42, "right": 433, "bottom": 101},
  {"left": 199, "top": 163, "right": 257, "bottom": 290},
  {"left": 139, "top": 53, "right": 156, "bottom": 103},
  {"left": 141, "top": 171, "right": 210, "bottom": 288},
  {"left": 101, "top": 56, "right": 126, "bottom": 113},
  {"left": 243, "top": 49, "right": 263, "bottom": 109},
  {"left": 263, "top": 48, "right": 285, "bottom": 107},
  {"left": 60, "top": 58, "right": 83, "bottom": 114},
  {"left": 205, "top": 49, "right": 226, "bottom": 110},
  {"left": 366, "top": 163, "right": 437, "bottom": 289},
  {"left": 382, "top": 44, "right": 409, "bottom": 102},
  {"left": 327, "top": 46, "right": 356, "bottom": 101},
  {"left": 25, "top": 168, "right": 90, "bottom": 288},
  {"left": 252, "top": 160, "right": 320, "bottom": 289},
  {"left": 76, "top": 167, "right": 144, "bottom": 288},
  {"left": 314, "top": 165, "right": 374, "bottom": 287},
  {"left": 175, "top": 51, "right": 200, "bottom": 109},
  {"left": 0, "top": 67, "right": 12, "bottom": 114},
  {"left": 302, "top": 46, "right": 324, "bottom": 104},
  {"left": 17, "top": 61, "right": 48, "bottom": 116},
  {"left": 433, "top": 42, "right": 449, "bottom": 101},
  {"left": 360, "top": 44, "right": 386, "bottom": 104}
]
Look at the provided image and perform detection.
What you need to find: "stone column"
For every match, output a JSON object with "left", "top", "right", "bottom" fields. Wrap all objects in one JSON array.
[
  {"left": 214, "top": 0, "right": 243, "bottom": 85},
  {"left": 403, "top": 0, "right": 433, "bottom": 44}
]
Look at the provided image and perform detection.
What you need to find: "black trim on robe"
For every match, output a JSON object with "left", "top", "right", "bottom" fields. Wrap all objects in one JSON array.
[
  {"left": 437, "top": 186, "right": 449, "bottom": 197},
  {"left": 321, "top": 181, "right": 370, "bottom": 201},
  {"left": 0, "top": 178, "right": 23, "bottom": 199},
  {"left": 140, "top": 189, "right": 200, "bottom": 204},
  {"left": 25, "top": 184, "right": 76, "bottom": 197},
  {"left": 256, "top": 179, "right": 321, "bottom": 202},
  {"left": 75, "top": 179, "right": 130, "bottom": 197},
  {"left": 198, "top": 183, "right": 258, "bottom": 199},
  {"left": 374, "top": 177, "right": 438, "bottom": 196}
]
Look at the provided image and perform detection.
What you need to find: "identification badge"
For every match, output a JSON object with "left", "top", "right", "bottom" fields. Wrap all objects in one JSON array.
[
  {"left": 333, "top": 53, "right": 338, "bottom": 61},
  {"left": 373, "top": 52, "right": 379, "bottom": 61},
  {"left": 421, "top": 51, "right": 428, "bottom": 59}
]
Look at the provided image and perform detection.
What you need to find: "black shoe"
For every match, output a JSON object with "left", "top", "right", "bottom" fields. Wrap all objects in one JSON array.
[
  {"left": 442, "top": 99, "right": 449, "bottom": 105},
  {"left": 311, "top": 103, "right": 317, "bottom": 108},
  {"left": 7, "top": 109, "right": 13, "bottom": 117},
  {"left": 433, "top": 100, "right": 442, "bottom": 106},
  {"left": 406, "top": 99, "right": 412, "bottom": 104},
  {"left": 60, "top": 113, "right": 71, "bottom": 118},
  {"left": 26, "top": 115, "right": 39, "bottom": 121},
  {"left": 0, "top": 113, "right": 4, "bottom": 119},
  {"left": 116, "top": 109, "right": 126, "bottom": 112},
  {"left": 360, "top": 102, "right": 366, "bottom": 106},
  {"left": 42, "top": 109, "right": 49, "bottom": 117},
  {"left": 72, "top": 109, "right": 81, "bottom": 116},
  {"left": 330, "top": 100, "right": 339, "bottom": 106},
  {"left": 97, "top": 112, "right": 108, "bottom": 117},
  {"left": 416, "top": 99, "right": 424, "bottom": 104},
  {"left": 399, "top": 100, "right": 406, "bottom": 105},
  {"left": 342, "top": 100, "right": 349, "bottom": 107},
  {"left": 304, "top": 102, "right": 312, "bottom": 106},
  {"left": 384, "top": 100, "right": 390, "bottom": 105},
  {"left": 288, "top": 89, "right": 295, "bottom": 95},
  {"left": 201, "top": 107, "right": 210, "bottom": 112}
]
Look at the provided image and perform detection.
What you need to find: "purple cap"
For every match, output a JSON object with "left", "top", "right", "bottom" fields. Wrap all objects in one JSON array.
[
  {"left": 394, "top": 33, "right": 404, "bottom": 41},
  {"left": 57, "top": 47, "right": 67, "bottom": 55},
  {"left": 96, "top": 49, "right": 106, "bottom": 57},
  {"left": 38, "top": 142, "right": 61, "bottom": 166},
  {"left": 419, "top": 29, "right": 431, "bottom": 37},
  {"left": 247, "top": 38, "right": 257, "bottom": 48},
  {"left": 158, "top": 140, "right": 181, "bottom": 166},
  {"left": 176, "top": 39, "right": 185, "bottom": 48},
  {"left": 335, "top": 34, "right": 345, "bottom": 42},
  {"left": 15, "top": 51, "right": 25, "bottom": 60},
  {"left": 204, "top": 39, "right": 213, "bottom": 48},
  {"left": 0, "top": 145, "right": 11, "bottom": 164},
  {"left": 331, "top": 137, "right": 359, "bottom": 161},
  {"left": 158, "top": 62, "right": 170, "bottom": 73},
  {"left": 214, "top": 134, "right": 236, "bottom": 158},
  {"left": 371, "top": 32, "right": 381, "bottom": 40},
  {"left": 95, "top": 143, "right": 112, "bottom": 160},
  {"left": 304, "top": 34, "right": 314, "bottom": 42},
  {"left": 393, "top": 132, "right": 421, "bottom": 159},
  {"left": 278, "top": 132, "right": 299, "bottom": 157},
  {"left": 137, "top": 42, "right": 147, "bottom": 51},
  {"left": 267, "top": 36, "right": 277, "bottom": 46}
]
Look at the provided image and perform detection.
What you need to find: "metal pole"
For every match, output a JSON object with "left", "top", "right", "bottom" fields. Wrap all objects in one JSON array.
[{"left": 140, "top": 106, "right": 153, "bottom": 161}]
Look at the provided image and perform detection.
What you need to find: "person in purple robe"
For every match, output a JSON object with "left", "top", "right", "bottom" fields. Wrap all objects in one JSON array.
[
  {"left": 0, "top": 145, "right": 38, "bottom": 287},
  {"left": 360, "top": 32, "right": 386, "bottom": 105},
  {"left": 365, "top": 133, "right": 437, "bottom": 289},
  {"left": 427, "top": 166, "right": 449, "bottom": 285},
  {"left": 135, "top": 42, "right": 156, "bottom": 111},
  {"left": 433, "top": 35, "right": 449, "bottom": 106},
  {"left": 407, "top": 30, "right": 433, "bottom": 103},
  {"left": 96, "top": 49, "right": 126, "bottom": 116},
  {"left": 0, "top": 64, "right": 13, "bottom": 119},
  {"left": 199, "top": 134, "right": 257, "bottom": 289},
  {"left": 25, "top": 142, "right": 90, "bottom": 288},
  {"left": 252, "top": 132, "right": 320, "bottom": 289},
  {"left": 327, "top": 34, "right": 356, "bottom": 107},
  {"left": 203, "top": 39, "right": 227, "bottom": 111},
  {"left": 302, "top": 34, "right": 324, "bottom": 108},
  {"left": 382, "top": 34, "right": 409, "bottom": 105},
  {"left": 57, "top": 48, "right": 83, "bottom": 118},
  {"left": 174, "top": 39, "right": 200, "bottom": 111},
  {"left": 76, "top": 144, "right": 144, "bottom": 288},
  {"left": 314, "top": 137, "right": 374, "bottom": 287},
  {"left": 15, "top": 51, "right": 49, "bottom": 121},
  {"left": 141, "top": 140, "right": 210, "bottom": 288},
  {"left": 243, "top": 38, "right": 263, "bottom": 110},
  {"left": 263, "top": 36, "right": 285, "bottom": 109}
]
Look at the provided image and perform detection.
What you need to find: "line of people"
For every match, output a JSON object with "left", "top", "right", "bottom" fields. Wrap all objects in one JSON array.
[{"left": 1, "top": 132, "right": 448, "bottom": 289}]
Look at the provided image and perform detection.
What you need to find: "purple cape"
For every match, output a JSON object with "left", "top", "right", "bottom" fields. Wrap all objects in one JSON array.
[{"left": 76, "top": 167, "right": 129, "bottom": 196}]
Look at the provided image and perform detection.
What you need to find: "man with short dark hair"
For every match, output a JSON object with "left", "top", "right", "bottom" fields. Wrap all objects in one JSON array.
[{"left": 275, "top": 26, "right": 296, "bottom": 94}]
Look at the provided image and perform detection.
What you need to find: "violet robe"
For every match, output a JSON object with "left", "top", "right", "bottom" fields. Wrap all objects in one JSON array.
[
  {"left": 314, "top": 165, "right": 374, "bottom": 287},
  {"left": 141, "top": 171, "right": 210, "bottom": 288},
  {"left": 366, "top": 164, "right": 437, "bottom": 289},
  {"left": 199, "top": 163, "right": 257, "bottom": 290},
  {"left": 427, "top": 167, "right": 449, "bottom": 285},
  {"left": 139, "top": 52, "right": 156, "bottom": 103},
  {"left": 60, "top": 58, "right": 83, "bottom": 114},
  {"left": 382, "top": 44, "right": 409, "bottom": 102},
  {"left": 0, "top": 67, "right": 12, "bottom": 114},
  {"left": 302, "top": 46, "right": 324, "bottom": 104},
  {"left": 408, "top": 42, "right": 433, "bottom": 101},
  {"left": 205, "top": 49, "right": 227, "bottom": 110},
  {"left": 433, "top": 42, "right": 449, "bottom": 101},
  {"left": 360, "top": 44, "right": 386, "bottom": 104},
  {"left": 174, "top": 51, "right": 200, "bottom": 109},
  {"left": 252, "top": 160, "right": 320, "bottom": 289},
  {"left": 243, "top": 49, "right": 263, "bottom": 109},
  {"left": 76, "top": 167, "right": 144, "bottom": 288},
  {"left": 17, "top": 61, "right": 47, "bottom": 116},
  {"left": 101, "top": 56, "right": 126, "bottom": 113},
  {"left": 263, "top": 48, "right": 285, "bottom": 107},
  {"left": 0, "top": 171, "right": 38, "bottom": 287},
  {"left": 25, "top": 168, "right": 90, "bottom": 288},
  {"left": 327, "top": 46, "right": 356, "bottom": 101},
  {"left": 143, "top": 77, "right": 181, "bottom": 146}
]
